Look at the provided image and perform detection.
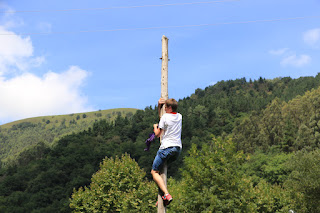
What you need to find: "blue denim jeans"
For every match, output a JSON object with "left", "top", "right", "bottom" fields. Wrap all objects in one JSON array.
[{"left": 152, "top": 146, "right": 181, "bottom": 171}]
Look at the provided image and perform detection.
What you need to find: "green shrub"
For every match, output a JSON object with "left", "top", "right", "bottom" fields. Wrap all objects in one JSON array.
[
  {"left": 70, "top": 154, "right": 156, "bottom": 212},
  {"left": 169, "top": 136, "right": 251, "bottom": 212},
  {"left": 285, "top": 149, "right": 320, "bottom": 212}
]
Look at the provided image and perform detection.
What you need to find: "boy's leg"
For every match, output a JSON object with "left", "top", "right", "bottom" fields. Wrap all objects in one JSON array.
[
  {"left": 151, "top": 169, "right": 172, "bottom": 206},
  {"left": 151, "top": 149, "right": 170, "bottom": 196},
  {"left": 151, "top": 147, "right": 180, "bottom": 196},
  {"left": 151, "top": 169, "right": 169, "bottom": 195}
]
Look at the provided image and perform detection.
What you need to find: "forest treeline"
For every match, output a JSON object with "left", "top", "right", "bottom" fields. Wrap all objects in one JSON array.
[
  {"left": 1, "top": 75, "right": 320, "bottom": 212},
  {"left": 0, "top": 108, "right": 137, "bottom": 166}
]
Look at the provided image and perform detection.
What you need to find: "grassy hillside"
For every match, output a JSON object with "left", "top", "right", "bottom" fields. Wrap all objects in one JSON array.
[{"left": 0, "top": 108, "right": 138, "bottom": 166}]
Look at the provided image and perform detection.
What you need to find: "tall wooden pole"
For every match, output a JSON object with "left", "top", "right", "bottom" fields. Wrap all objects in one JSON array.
[{"left": 158, "top": 35, "right": 169, "bottom": 213}]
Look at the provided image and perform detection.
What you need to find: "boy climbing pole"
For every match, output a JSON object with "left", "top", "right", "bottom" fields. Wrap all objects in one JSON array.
[{"left": 151, "top": 97, "right": 182, "bottom": 206}]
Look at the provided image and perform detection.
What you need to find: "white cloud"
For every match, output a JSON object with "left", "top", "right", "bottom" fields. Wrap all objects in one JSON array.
[
  {"left": 209, "top": 81, "right": 217, "bottom": 86},
  {"left": 0, "top": 5, "right": 24, "bottom": 29},
  {"left": 0, "top": 66, "right": 93, "bottom": 124},
  {"left": 0, "top": 17, "right": 93, "bottom": 124},
  {"left": 303, "top": 28, "right": 320, "bottom": 47},
  {"left": 30, "top": 56, "right": 46, "bottom": 67},
  {"left": 269, "top": 48, "right": 289, "bottom": 55},
  {"left": 270, "top": 47, "right": 311, "bottom": 68},
  {"left": 36, "top": 22, "right": 52, "bottom": 34},
  {"left": 281, "top": 54, "right": 311, "bottom": 68},
  {"left": 0, "top": 26, "right": 35, "bottom": 74}
]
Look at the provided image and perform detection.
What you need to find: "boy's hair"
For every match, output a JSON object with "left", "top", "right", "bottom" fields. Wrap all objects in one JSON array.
[{"left": 166, "top": 98, "right": 178, "bottom": 112}]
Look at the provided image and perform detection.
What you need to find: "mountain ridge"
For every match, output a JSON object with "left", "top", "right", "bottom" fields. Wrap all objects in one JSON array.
[{"left": 0, "top": 108, "right": 138, "bottom": 165}]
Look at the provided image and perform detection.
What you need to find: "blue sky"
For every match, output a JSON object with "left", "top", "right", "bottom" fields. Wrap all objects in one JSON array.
[{"left": 0, "top": 0, "right": 319, "bottom": 124}]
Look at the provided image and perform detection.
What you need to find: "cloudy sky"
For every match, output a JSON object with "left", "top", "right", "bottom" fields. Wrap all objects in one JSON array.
[{"left": 0, "top": 0, "right": 319, "bottom": 124}]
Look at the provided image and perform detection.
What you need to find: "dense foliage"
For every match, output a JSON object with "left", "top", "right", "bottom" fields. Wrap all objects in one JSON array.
[
  {"left": 168, "top": 136, "right": 299, "bottom": 213},
  {"left": 169, "top": 136, "right": 252, "bottom": 212},
  {"left": 285, "top": 149, "right": 320, "bottom": 212},
  {"left": 234, "top": 87, "right": 320, "bottom": 153},
  {"left": 0, "top": 109, "right": 136, "bottom": 166},
  {"left": 1, "top": 74, "right": 320, "bottom": 212},
  {"left": 70, "top": 154, "right": 156, "bottom": 212}
]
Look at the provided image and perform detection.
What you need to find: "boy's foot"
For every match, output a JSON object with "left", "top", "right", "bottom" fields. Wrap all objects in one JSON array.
[{"left": 162, "top": 193, "right": 173, "bottom": 206}]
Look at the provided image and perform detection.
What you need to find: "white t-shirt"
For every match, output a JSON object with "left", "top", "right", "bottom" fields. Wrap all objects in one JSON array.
[{"left": 158, "top": 112, "right": 182, "bottom": 149}]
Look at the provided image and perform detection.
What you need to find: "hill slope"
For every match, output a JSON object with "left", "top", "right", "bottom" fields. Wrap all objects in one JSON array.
[{"left": 0, "top": 108, "right": 137, "bottom": 166}]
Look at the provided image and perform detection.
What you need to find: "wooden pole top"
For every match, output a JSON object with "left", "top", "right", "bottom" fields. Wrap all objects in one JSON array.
[{"left": 161, "top": 36, "right": 169, "bottom": 102}]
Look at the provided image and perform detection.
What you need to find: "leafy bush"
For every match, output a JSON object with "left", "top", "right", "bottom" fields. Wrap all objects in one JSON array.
[
  {"left": 169, "top": 136, "right": 252, "bottom": 212},
  {"left": 249, "top": 180, "right": 297, "bottom": 213},
  {"left": 168, "top": 136, "right": 297, "bottom": 213},
  {"left": 240, "top": 151, "right": 293, "bottom": 185},
  {"left": 285, "top": 149, "right": 320, "bottom": 212},
  {"left": 70, "top": 154, "right": 156, "bottom": 212}
]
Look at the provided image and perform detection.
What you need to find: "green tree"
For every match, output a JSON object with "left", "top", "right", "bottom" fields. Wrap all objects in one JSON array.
[
  {"left": 249, "top": 180, "right": 297, "bottom": 213},
  {"left": 285, "top": 149, "right": 320, "bottom": 212},
  {"left": 70, "top": 154, "right": 156, "bottom": 212},
  {"left": 233, "top": 112, "right": 260, "bottom": 153},
  {"left": 240, "top": 151, "right": 293, "bottom": 185},
  {"left": 259, "top": 98, "right": 285, "bottom": 149},
  {"left": 169, "top": 137, "right": 297, "bottom": 213},
  {"left": 169, "top": 136, "right": 252, "bottom": 212}
]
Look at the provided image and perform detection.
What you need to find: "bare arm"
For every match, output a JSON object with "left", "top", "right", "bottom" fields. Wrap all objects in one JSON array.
[
  {"left": 155, "top": 98, "right": 165, "bottom": 138},
  {"left": 153, "top": 124, "right": 163, "bottom": 138}
]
